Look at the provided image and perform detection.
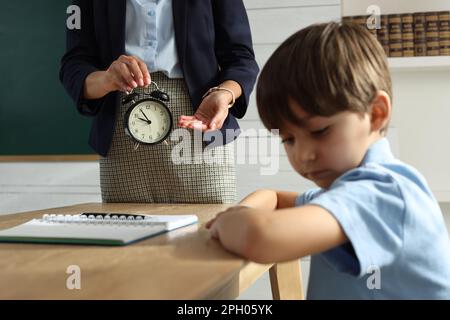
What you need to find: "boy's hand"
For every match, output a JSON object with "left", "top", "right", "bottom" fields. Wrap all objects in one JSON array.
[
  {"left": 206, "top": 206, "right": 256, "bottom": 240},
  {"left": 205, "top": 205, "right": 251, "bottom": 229}
]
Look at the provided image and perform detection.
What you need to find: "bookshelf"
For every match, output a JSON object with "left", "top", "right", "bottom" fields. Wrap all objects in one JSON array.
[{"left": 341, "top": 0, "right": 450, "bottom": 64}]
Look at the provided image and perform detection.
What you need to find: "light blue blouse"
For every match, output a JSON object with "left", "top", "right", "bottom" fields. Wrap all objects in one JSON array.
[{"left": 125, "top": 0, "right": 183, "bottom": 78}]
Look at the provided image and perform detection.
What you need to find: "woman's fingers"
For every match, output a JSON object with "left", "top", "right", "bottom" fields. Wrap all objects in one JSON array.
[
  {"left": 106, "top": 55, "right": 151, "bottom": 92},
  {"left": 134, "top": 56, "right": 151, "bottom": 86},
  {"left": 119, "top": 55, "right": 145, "bottom": 87},
  {"left": 119, "top": 63, "right": 137, "bottom": 89},
  {"left": 179, "top": 115, "right": 197, "bottom": 121},
  {"left": 177, "top": 116, "right": 208, "bottom": 130}
]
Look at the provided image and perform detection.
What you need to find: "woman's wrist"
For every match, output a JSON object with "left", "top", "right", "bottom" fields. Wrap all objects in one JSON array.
[
  {"left": 202, "top": 80, "right": 243, "bottom": 108},
  {"left": 83, "top": 71, "right": 113, "bottom": 100},
  {"left": 202, "top": 87, "right": 235, "bottom": 108},
  {"left": 100, "top": 71, "right": 116, "bottom": 95}
]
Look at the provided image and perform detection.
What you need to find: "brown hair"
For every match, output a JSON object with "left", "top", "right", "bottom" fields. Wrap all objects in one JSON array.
[{"left": 256, "top": 22, "right": 392, "bottom": 133}]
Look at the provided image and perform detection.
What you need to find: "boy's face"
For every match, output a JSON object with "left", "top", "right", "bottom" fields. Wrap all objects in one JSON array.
[{"left": 280, "top": 100, "right": 378, "bottom": 189}]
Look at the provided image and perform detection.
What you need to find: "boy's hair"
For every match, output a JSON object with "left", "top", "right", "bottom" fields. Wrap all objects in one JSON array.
[{"left": 256, "top": 22, "right": 392, "bottom": 133}]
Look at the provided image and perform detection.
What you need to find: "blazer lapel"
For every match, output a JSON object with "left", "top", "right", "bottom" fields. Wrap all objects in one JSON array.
[
  {"left": 107, "top": 0, "right": 126, "bottom": 60},
  {"left": 172, "top": 0, "right": 187, "bottom": 68}
]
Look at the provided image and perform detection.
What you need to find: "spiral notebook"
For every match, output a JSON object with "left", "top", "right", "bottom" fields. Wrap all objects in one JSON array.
[{"left": 0, "top": 213, "right": 198, "bottom": 246}]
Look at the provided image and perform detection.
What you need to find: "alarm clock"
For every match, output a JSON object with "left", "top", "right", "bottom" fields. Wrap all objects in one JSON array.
[{"left": 122, "top": 82, "right": 172, "bottom": 146}]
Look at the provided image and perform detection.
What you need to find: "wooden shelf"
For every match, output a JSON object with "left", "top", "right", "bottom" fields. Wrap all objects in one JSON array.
[{"left": 388, "top": 56, "right": 450, "bottom": 71}]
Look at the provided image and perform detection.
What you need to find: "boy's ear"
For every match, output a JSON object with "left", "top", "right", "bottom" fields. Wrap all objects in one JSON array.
[{"left": 370, "top": 91, "right": 392, "bottom": 134}]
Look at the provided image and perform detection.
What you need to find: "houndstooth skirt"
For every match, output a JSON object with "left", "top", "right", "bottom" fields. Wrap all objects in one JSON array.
[{"left": 99, "top": 72, "right": 237, "bottom": 204}]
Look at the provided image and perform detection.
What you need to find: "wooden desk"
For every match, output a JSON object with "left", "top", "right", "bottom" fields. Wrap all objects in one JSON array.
[{"left": 0, "top": 203, "right": 303, "bottom": 299}]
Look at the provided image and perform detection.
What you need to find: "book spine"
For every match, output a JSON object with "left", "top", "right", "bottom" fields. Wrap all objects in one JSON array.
[
  {"left": 414, "top": 12, "right": 427, "bottom": 56},
  {"left": 426, "top": 12, "right": 440, "bottom": 56},
  {"left": 377, "top": 14, "right": 390, "bottom": 56},
  {"left": 389, "top": 14, "right": 403, "bottom": 57},
  {"left": 439, "top": 11, "right": 450, "bottom": 56},
  {"left": 401, "top": 13, "right": 415, "bottom": 57}
]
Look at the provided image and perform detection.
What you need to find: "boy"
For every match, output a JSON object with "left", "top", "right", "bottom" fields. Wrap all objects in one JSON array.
[{"left": 206, "top": 22, "right": 450, "bottom": 299}]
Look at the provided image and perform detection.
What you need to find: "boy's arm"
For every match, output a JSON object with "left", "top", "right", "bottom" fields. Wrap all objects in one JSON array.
[
  {"left": 208, "top": 205, "right": 348, "bottom": 264},
  {"left": 238, "top": 189, "right": 299, "bottom": 209},
  {"left": 205, "top": 189, "right": 298, "bottom": 229}
]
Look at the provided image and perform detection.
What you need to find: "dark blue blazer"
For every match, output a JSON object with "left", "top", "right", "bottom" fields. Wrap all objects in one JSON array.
[{"left": 59, "top": 0, "right": 259, "bottom": 157}]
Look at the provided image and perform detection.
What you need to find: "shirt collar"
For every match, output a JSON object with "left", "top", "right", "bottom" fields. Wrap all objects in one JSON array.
[{"left": 360, "top": 138, "right": 395, "bottom": 165}]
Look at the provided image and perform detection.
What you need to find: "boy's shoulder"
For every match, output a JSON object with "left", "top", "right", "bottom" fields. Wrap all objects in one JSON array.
[
  {"left": 340, "top": 138, "right": 434, "bottom": 199},
  {"left": 298, "top": 157, "right": 433, "bottom": 210},
  {"left": 337, "top": 158, "right": 434, "bottom": 203},
  {"left": 296, "top": 164, "right": 401, "bottom": 207}
]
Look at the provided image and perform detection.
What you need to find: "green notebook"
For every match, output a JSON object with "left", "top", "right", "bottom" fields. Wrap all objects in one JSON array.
[{"left": 0, "top": 213, "right": 198, "bottom": 246}]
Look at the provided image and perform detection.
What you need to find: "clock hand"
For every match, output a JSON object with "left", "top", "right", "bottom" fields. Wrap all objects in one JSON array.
[
  {"left": 140, "top": 109, "right": 152, "bottom": 124},
  {"left": 138, "top": 117, "right": 151, "bottom": 124}
]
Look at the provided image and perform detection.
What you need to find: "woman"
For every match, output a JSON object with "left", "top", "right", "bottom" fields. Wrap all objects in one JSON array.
[{"left": 59, "top": 0, "right": 259, "bottom": 204}]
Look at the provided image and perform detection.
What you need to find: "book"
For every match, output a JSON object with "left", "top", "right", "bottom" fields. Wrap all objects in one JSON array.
[
  {"left": 439, "top": 11, "right": 450, "bottom": 56},
  {"left": 426, "top": 12, "right": 440, "bottom": 56},
  {"left": 401, "top": 13, "right": 415, "bottom": 57},
  {"left": 389, "top": 14, "right": 403, "bottom": 57},
  {"left": 414, "top": 12, "right": 427, "bottom": 56},
  {"left": 0, "top": 213, "right": 198, "bottom": 246}
]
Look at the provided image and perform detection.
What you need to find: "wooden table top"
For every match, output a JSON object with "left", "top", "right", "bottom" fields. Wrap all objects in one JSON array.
[{"left": 0, "top": 203, "right": 273, "bottom": 299}]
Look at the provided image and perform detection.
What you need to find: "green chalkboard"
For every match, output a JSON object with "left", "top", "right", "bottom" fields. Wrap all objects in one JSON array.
[{"left": 0, "top": 1, "right": 95, "bottom": 157}]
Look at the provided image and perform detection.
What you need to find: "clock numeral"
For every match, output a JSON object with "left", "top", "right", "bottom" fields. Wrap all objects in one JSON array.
[
  {"left": 134, "top": 129, "right": 139, "bottom": 133},
  {"left": 132, "top": 121, "right": 135, "bottom": 126},
  {"left": 160, "top": 111, "right": 164, "bottom": 116},
  {"left": 134, "top": 114, "right": 138, "bottom": 118},
  {"left": 146, "top": 106, "right": 150, "bottom": 110}
]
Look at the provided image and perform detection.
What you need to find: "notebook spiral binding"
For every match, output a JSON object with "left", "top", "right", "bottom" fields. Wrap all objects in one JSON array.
[{"left": 40, "top": 214, "right": 162, "bottom": 226}]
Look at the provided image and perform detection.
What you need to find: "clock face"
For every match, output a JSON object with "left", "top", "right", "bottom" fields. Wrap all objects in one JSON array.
[{"left": 126, "top": 99, "right": 172, "bottom": 144}]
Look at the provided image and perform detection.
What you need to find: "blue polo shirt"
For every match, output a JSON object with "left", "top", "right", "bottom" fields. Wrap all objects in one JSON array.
[{"left": 296, "top": 138, "right": 450, "bottom": 299}]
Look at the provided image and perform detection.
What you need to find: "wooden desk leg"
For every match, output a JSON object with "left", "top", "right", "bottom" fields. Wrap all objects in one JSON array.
[{"left": 269, "top": 259, "right": 304, "bottom": 300}]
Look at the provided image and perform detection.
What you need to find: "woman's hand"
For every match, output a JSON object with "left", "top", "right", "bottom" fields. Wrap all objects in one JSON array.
[
  {"left": 83, "top": 55, "right": 152, "bottom": 100},
  {"left": 178, "top": 90, "right": 232, "bottom": 132},
  {"left": 105, "top": 55, "right": 152, "bottom": 93},
  {"left": 178, "top": 80, "right": 242, "bottom": 132}
]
